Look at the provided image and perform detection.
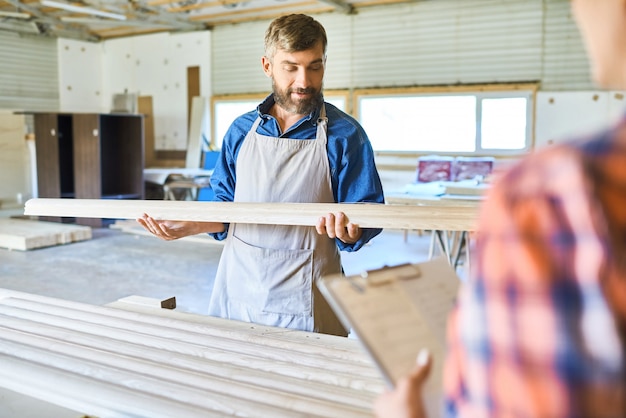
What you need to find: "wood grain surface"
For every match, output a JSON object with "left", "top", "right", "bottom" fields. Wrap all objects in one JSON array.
[
  {"left": 0, "top": 218, "right": 92, "bottom": 251},
  {"left": 24, "top": 198, "right": 480, "bottom": 231},
  {"left": 0, "top": 289, "right": 385, "bottom": 417}
]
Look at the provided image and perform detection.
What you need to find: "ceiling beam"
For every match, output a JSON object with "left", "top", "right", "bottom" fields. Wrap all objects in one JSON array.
[{"left": 1, "top": 0, "right": 100, "bottom": 40}]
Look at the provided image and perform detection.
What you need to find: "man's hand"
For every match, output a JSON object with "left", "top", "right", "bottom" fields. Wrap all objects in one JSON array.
[
  {"left": 137, "top": 214, "right": 223, "bottom": 241},
  {"left": 316, "top": 212, "right": 362, "bottom": 244},
  {"left": 374, "top": 349, "right": 432, "bottom": 418}
]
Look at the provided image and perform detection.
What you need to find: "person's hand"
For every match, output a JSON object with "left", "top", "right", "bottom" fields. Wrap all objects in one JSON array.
[
  {"left": 137, "top": 213, "right": 221, "bottom": 241},
  {"left": 374, "top": 349, "right": 432, "bottom": 418},
  {"left": 316, "top": 211, "right": 362, "bottom": 244}
]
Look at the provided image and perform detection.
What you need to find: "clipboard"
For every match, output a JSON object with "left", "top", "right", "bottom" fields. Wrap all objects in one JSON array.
[{"left": 317, "top": 257, "right": 460, "bottom": 416}]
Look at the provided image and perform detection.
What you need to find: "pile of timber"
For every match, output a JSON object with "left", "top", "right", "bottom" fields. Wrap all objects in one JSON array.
[
  {"left": 0, "top": 218, "right": 92, "bottom": 251},
  {"left": 0, "top": 288, "right": 385, "bottom": 417}
]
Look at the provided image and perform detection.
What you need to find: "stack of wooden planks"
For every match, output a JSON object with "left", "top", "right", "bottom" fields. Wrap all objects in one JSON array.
[
  {"left": 0, "top": 218, "right": 92, "bottom": 251},
  {"left": 0, "top": 288, "right": 386, "bottom": 417}
]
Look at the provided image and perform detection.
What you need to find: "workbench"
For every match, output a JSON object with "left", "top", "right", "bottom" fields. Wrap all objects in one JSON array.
[{"left": 385, "top": 190, "right": 483, "bottom": 272}]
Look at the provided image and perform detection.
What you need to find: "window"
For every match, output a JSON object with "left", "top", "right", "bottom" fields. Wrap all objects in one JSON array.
[
  {"left": 212, "top": 91, "right": 348, "bottom": 149},
  {"left": 356, "top": 86, "right": 535, "bottom": 155},
  {"left": 213, "top": 98, "right": 260, "bottom": 150}
]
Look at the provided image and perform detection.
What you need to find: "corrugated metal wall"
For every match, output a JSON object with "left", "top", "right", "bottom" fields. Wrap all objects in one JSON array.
[
  {"left": 352, "top": 0, "right": 544, "bottom": 87},
  {"left": 211, "top": 0, "right": 592, "bottom": 94},
  {"left": 0, "top": 31, "right": 59, "bottom": 111},
  {"left": 211, "top": 20, "right": 267, "bottom": 95},
  {"left": 0, "top": 0, "right": 595, "bottom": 105},
  {"left": 541, "top": 0, "right": 591, "bottom": 89}
]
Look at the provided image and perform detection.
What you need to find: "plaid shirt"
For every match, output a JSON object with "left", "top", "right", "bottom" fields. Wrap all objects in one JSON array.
[{"left": 443, "top": 117, "right": 626, "bottom": 418}]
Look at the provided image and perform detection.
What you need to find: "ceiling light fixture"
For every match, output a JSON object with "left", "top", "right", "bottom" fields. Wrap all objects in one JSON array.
[
  {"left": 41, "top": 0, "right": 127, "bottom": 20},
  {"left": 0, "top": 10, "right": 31, "bottom": 19}
]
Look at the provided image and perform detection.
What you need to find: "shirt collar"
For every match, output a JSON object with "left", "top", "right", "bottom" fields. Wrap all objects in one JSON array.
[{"left": 257, "top": 93, "right": 322, "bottom": 126}]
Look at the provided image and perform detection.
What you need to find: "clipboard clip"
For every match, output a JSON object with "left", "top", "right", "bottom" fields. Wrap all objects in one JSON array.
[{"left": 359, "top": 263, "right": 421, "bottom": 287}]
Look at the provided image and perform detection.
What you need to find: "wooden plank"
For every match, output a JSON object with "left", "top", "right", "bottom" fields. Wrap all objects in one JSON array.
[
  {"left": 106, "top": 298, "right": 371, "bottom": 359},
  {"left": 185, "top": 96, "right": 207, "bottom": 169},
  {"left": 0, "top": 218, "right": 92, "bottom": 251},
  {"left": 116, "top": 295, "right": 176, "bottom": 309},
  {"left": 24, "top": 198, "right": 480, "bottom": 231},
  {"left": 187, "top": 67, "right": 200, "bottom": 134},
  {"left": 138, "top": 96, "right": 156, "bottom": 168},
  {"left": 0, "top": 288, "right": 384, "bottom": 417}
]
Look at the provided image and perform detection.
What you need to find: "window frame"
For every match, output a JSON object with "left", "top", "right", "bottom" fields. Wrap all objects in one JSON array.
[{"left": 353, "top": 83, "right": 538, "bottom": 157}]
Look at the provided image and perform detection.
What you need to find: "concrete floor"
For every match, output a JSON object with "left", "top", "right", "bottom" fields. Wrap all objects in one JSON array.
[
  {"left": 0, "top": 206, "right": 437, "bottom": 314},
  {"left": 0, "top": 204, "right": 442, "bottom": 417}
]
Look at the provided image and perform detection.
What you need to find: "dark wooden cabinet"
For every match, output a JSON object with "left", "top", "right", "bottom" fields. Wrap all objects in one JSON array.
[{"left": 31, "top": 112, "right": 144, "bottom": 227}]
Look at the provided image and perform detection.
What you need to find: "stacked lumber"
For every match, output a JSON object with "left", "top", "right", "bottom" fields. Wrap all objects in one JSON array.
[
  {"left": 0, "top": 289, "right": 385, "bottom": 417},
  {"left": 0, "top": 218, "right": 92, "bottom": 251}
]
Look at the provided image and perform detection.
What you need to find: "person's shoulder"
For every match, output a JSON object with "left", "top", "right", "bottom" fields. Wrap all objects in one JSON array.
[
  {"left": 225, "top": 109, "right": 258, "bottom": 138},
  {"left": 324, "top": 102, "right": 366, "bottom": 137},
  {"left": 325, "top": 102, "right": 359, "bottom": 125},
  {"left": 232, "top": 109, "right": 258, "bottom": 125}
]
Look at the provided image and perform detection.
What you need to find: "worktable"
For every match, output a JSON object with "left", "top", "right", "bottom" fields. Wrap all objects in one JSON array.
[
  {"left": 144, "top": 168, "right": 214, "bottom": 201},
  {"left": 0, "top": 288, "right": 385, "bottom": 417},
  {"left": 385, "top": 190, "right": 484, "bottom": 271}
]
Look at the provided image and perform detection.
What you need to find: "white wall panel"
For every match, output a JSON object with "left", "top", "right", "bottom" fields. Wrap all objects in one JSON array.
[
  {"left": 101, "top": 38, "right": 136, "bottom": 102},
  {"left": 100, "top": 31, "right": 211, "bottom": 150},
  {"left": 0, "top": 32, "right": 58, "bottom": 112},
  {"left": 536, "top": 91, "right": 626, "bottom": 149},
  {"left": 58, "top": 39, "right": 105, "bottom": 112}
]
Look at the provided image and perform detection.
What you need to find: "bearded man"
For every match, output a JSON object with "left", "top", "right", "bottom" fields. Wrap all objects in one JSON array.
[{"left": 139, "top": 14, "right": 384, "bottom": 336}]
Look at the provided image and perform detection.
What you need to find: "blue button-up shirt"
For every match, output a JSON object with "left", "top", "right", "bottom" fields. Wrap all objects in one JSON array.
[{"left": 209, "top": 94, "right": 385, "bottom": 251}]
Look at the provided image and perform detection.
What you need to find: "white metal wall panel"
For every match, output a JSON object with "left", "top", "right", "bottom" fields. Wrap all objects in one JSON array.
[
  {"left": 0, "top": 31, "right": 59, "bottom": 111},
  {"left": 211, "top": 20, "right": 269, "bottom": 95},
  {"left": 313, "top": 13, "right": 354, "bottom": 90},
  {"left": 352, "top": 0, "right": 543, "bottom": 87},
  {"left": 541, "top": 0, "right": 592, "bottom": 90},
  {"left": 211, "top": 0, "right": 592, "bottom": 93}
]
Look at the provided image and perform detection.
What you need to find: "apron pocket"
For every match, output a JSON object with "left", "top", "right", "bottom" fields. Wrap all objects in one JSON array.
[{"left": 225, "top": 235, "right": 313, "bottom": 316}]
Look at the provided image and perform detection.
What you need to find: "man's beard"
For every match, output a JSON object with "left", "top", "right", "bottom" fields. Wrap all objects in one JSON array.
[{"left": 272, "top": 79, "right": 323, "bottom": 115}]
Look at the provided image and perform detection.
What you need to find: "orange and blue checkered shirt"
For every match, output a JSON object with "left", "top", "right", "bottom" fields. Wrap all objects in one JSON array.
[{"left": 444, "top": 117, "right": 626, "bottom": 417}]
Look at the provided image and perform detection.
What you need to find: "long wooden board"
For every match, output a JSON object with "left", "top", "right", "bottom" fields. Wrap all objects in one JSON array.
[{"left": 24, "top": 198, "right": 479, "bottom": 232}]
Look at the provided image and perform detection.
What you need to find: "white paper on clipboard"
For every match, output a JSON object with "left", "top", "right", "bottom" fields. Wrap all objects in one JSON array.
[{"left": 316, "top": 257, "right": 460, "bottom": 418}]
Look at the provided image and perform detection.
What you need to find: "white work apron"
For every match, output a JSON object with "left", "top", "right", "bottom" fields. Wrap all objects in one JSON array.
[{"left": 208, "top": 106, "right": 346, "bottom": 336}]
